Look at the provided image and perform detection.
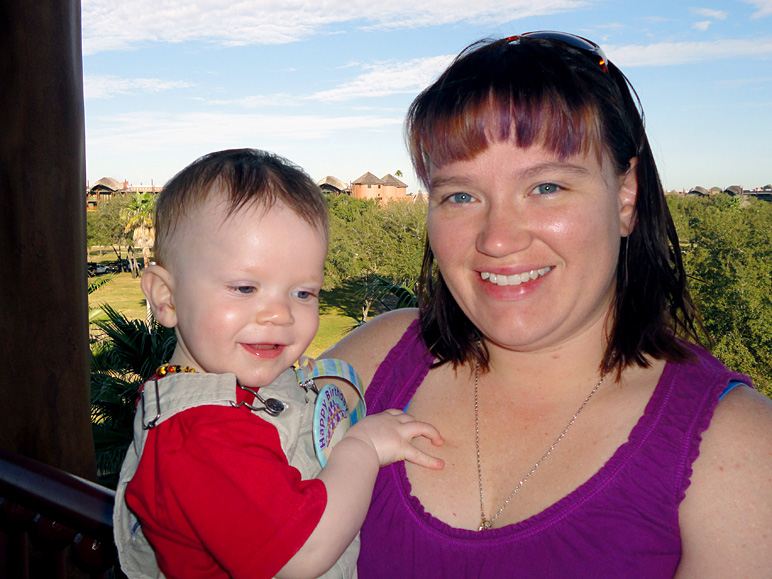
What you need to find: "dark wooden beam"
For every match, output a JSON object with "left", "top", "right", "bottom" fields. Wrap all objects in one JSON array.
[{"left": 0, "top": 0, "right": 96, "bottom": 479}]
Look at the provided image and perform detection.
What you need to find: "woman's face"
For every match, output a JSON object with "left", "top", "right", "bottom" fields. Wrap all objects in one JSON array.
[{"left": 427, "top": 139, "right": 637, "bottom": 354}]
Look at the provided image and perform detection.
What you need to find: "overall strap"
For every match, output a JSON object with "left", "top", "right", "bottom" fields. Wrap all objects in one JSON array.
[{"left": 139, "top": 373, "right": 241, "bottom": 430}]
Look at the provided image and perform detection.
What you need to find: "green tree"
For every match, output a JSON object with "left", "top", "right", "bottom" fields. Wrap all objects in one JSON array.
[
  {"left": 325, "top": 196, "right": 381, "bottom": 287},
  {"left": 87, "top": 194, "right": 133, "bottom": 253},
  {"left": 669, "top": 195, "right": 772, "bottom": 396},
  {"left": 121, "top": 192, "right": 156, "bottom": 270},
  {"left": 375, "top": 200, "right": 426, "bottom": 282},
  {"left": 325, "top": 195, "right": 426, "bottom": 289}
]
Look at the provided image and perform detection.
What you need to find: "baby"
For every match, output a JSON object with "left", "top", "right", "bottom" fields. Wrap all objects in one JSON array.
[{"left": 113, "top": 149, "right": 443, "bottom": 579}]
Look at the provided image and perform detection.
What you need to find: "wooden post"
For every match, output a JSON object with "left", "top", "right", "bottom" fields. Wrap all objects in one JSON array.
[{"left": 0, "top": 0, "right": 96, "bottom": 480}]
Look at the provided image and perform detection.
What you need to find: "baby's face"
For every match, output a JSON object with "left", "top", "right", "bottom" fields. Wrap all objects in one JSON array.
[{"left": 166, "top": 194, "right": 326, "bottom": 388}]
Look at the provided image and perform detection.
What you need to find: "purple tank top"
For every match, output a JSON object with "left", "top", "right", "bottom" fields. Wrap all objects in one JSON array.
[{"left": 358, "top": 320, "right": 749, "bottom": 578}]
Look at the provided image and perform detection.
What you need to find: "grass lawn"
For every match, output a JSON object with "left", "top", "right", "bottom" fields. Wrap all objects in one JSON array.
[
  {"left": 88, "top": 272, "right": 363, "bottom": 357},
  {"left": 90, "top": 272, "right": 148, "bottom": 321}
]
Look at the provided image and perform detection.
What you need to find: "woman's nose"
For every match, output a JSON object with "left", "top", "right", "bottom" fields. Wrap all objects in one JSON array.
[{"left": 475, "top": 204, "right": 532, "bottom": 257}]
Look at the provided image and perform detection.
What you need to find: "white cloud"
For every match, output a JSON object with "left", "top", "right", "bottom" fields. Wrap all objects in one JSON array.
[
  {"left": 199, "top": 55, "right": 454, "bottom": 105},
  {"left": 692, "top": 8, "right": 728, "bottom": 20},
  {"left": 191, "top": 53, "right": 452, "bottom": 109},
  {"left": 87, "top": 111, "right": 403, "bottom": 151},
  {"left": 84, "top": 74, "right": 192, "bottom": 99},
  {"left": 207, "top": 94, "right": 301, "bottom": 108},
  {"left": 729, "top": 75, "right": 772, "bottom": 86},
  {"left": 81, "top": 0, "right": 588, "bottom": 54},
  {"left": 607, "top": 37, "right": 772, "bottom": 67},
  {"left": 692, "top": 20, "right": 712, "bottom": 31},
  {"left": 356, "top": 0, "right": 588, "bottom": 31},
  {"left": 741, "top": 0, "right": 772, "bottom": 18},
  {"left": 310, "top": 55, "right": 454, "bottom": 101}
]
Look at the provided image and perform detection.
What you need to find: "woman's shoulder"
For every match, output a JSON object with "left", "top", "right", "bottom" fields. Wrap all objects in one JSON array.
[
  {"left": 677, "top": 385, "right": 772, "bottom": 576},
  {"left": 321, "top": 308, "right": 419, "bottom": 390},
  {"left": 696, "top": 383, "right": 772, "bottom": 470}
]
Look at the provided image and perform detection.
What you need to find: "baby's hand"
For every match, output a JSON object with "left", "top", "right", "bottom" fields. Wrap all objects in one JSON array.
[{"left": 343, "top": 409, "right": 444, "bottom": 470}]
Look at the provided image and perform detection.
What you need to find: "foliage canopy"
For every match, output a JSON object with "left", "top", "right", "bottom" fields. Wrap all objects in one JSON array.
[
  {"left": 667, "top": 194, "right": 772, "bottom": 396},
  {"left": 324, "top": 195, "right": 426, "bottom": 290}
]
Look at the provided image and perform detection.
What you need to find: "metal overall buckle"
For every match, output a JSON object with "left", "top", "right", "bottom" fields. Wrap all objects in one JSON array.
[
  {"left": 230, "top": 381, "right": 286, "bottom": 417},
  {"left": 141, "top": 377, "right": 162, "bottom": 430}
]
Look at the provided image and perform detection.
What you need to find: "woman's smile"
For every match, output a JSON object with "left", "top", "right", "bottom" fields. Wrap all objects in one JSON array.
[
  {"left": 427, "top": 139, "right": 637, "bottom": 352},
  {"left": 480, "top": 266, "right": 553, "bottom": 286}
]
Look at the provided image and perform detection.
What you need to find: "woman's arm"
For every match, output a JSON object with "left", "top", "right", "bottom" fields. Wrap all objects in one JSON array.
[{"left": 676, "top": 386, "right": 772, "bottom": 577}]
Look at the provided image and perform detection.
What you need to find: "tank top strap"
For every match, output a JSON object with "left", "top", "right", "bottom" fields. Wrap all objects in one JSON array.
[{"left": 366, "top": 319, "right": 433, "bottom": 414}]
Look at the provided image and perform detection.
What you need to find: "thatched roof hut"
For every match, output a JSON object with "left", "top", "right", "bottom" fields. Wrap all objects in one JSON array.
[
  {"left": 381, "top": 173, "right": 408, "bottom": 188},
  {"left": 353, "top": 172, "right": 382, "bottom": 186},
  {"left": 89, "top": 177, "right": 123, "bottom": 193},
  {"left": 317, "top": 175, "right": 348, "bottom": 195}
]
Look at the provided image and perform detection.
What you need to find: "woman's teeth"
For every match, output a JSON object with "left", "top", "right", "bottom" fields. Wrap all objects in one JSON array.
[{"left": 480, "top": 267, "right": 552, "bottom": 286}]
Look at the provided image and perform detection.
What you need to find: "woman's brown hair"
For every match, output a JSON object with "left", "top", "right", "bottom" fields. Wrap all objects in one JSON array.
[{"left": 410, "top": 35, "right": 702, "bottom": 375}]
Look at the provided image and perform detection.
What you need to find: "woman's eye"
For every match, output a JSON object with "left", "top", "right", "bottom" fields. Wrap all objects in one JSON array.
[
  {"left": 448, "top": 192, "right": 474, "bottom": 204},
  {"left": 533, "top": 183, "right": 561, "bottom": 195}
]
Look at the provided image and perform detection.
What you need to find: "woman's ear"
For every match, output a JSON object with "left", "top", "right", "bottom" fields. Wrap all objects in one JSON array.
[
  {"left": 141, "top": 264, "right": 177, "bottom": 328},
  {"left": 618, "top": 157, "right": 638, "bottom": 237}
]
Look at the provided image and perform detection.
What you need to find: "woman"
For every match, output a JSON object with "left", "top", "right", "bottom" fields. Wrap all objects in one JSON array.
[{"left": 325, "top": 33, "right": 772, "bottom": 577}]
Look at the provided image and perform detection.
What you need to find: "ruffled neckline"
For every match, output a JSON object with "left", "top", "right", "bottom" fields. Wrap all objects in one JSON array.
[{"left": 391, "top": 359, "right": 680, "bottom": 543}]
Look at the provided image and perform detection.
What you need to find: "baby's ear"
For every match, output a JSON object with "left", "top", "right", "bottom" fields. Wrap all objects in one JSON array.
[{"left": 141, "top": 264, "right": 177, "bottom": 328}]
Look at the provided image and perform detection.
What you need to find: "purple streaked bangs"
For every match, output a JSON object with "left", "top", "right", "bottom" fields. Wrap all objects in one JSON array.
[{"left": 407, "top": 37, "right": 630, "bottom": 189}]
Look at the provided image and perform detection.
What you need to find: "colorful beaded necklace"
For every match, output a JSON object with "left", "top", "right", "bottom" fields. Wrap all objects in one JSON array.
[{"left": 156, "top": 364, "right": 197, "bottom": 377}]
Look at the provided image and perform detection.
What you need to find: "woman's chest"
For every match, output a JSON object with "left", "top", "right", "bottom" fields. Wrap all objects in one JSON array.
[{"left": 402, "top": 365, "right": 661, "bottom": 530}]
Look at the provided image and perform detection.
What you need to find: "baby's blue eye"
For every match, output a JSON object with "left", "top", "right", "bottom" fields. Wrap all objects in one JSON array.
[
  {"left": 449, "top": 193, "right": 474, "bottom": 204},
  {"left": 293, "top": 290, "right": 315, "bottom": 300},
  {"left": 534, "top": 183, "right": 561, "bottom": 195},
  {"left": 235, "top": 286, "right": 256, "bottom": 294}
]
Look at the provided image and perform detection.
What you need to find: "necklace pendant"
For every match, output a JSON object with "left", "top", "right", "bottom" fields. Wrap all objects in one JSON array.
[{"left": 478, "top": 518, "right": 492, "bottom": 531}]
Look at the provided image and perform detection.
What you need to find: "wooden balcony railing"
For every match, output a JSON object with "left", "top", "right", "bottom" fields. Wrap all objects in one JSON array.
[{"left": 0, "top": 447, "right": 121, "bottom": 578}]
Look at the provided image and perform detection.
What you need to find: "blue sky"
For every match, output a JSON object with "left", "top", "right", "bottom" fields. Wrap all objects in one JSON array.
[{"left": 82, "top": 0, "right": 772, "bottom": 194}]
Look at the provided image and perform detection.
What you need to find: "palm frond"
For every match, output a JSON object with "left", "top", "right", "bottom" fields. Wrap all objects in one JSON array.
[
  {"left": 92, "top": 304, "right": 176, "bottom": 380},
  {"left": 351, "top": 273, "right": 419, "bottom": 329},
  {"left": 362, "top": 273, "right": 418, "bottom": 310},
  {"left": 88, "top": 275, "right": 113, "bottom": 294},
  {"left": 90, "top": 302, "right": 175, "bottom": 487}
]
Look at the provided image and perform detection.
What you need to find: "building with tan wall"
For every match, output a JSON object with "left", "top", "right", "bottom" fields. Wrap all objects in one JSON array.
[
  {"left": 86, "top": 177, "right": 161, "bottom": 210},
  {"left": 351, "top": 172, "right": 408, "bottom": 202}
]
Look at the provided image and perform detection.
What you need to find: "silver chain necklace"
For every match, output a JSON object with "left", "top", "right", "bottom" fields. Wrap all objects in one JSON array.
[{"left": 474, "top": 361, "right": 604, "bottom": 531}]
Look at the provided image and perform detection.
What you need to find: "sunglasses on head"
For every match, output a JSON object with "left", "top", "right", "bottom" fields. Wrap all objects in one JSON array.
[{"left": 506, "top": 31, "right": 608, "bottom": 72}]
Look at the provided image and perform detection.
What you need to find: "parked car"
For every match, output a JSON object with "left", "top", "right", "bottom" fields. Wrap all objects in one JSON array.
[
  {"left": 87, "top": 262, "right": 109, "bottom": 276},
  {"left": 108, "top": 259, "right": 130, "bottom": 273}
]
